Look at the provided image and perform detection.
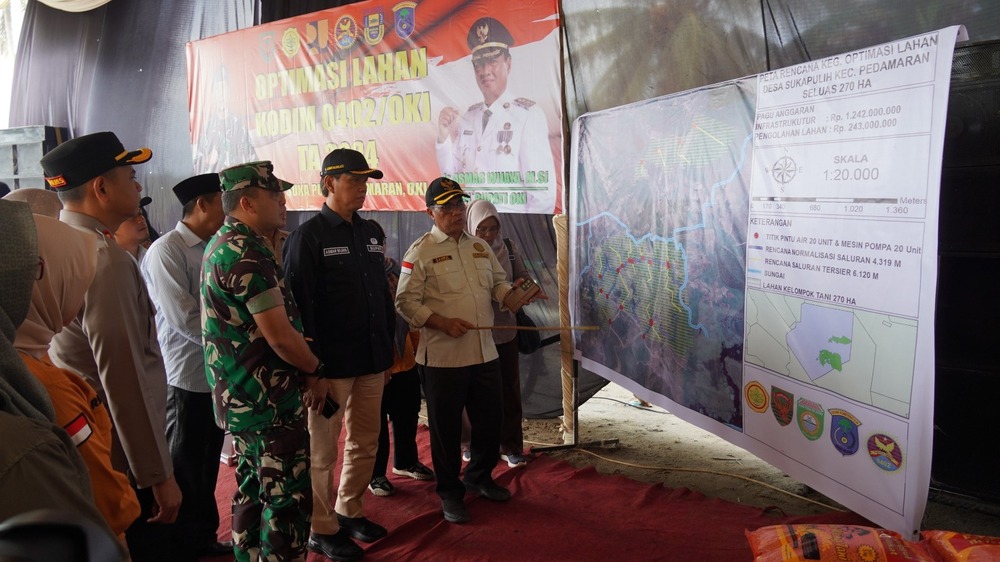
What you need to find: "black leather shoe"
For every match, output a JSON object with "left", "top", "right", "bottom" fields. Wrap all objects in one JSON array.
[
  {"left": 307, "top": 530, "right": 363, "bottom": 562},
  {"left": 196, "top": 540, "right": 234, "bottom": 556},
  {"left": 441, "top": 497, "right": 469, "bottom": 524},
  {"left": 336, "top": 513, "right": 387, "bottom": 543},
  {"left": 463, "top": 480, "right": 511, "bottom": 501}
]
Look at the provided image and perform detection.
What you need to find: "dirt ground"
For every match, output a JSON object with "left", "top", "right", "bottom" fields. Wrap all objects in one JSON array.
[{"left": 519, "top": 383, "right": 1000, "bottom": 538}]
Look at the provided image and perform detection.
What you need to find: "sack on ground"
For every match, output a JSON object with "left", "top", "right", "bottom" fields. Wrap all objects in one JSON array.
[
  {"left": 515, "top": 309, "right": 541, "bottom": 354},
  {"left": 746, "top": 524, "right": 938, "bottom": 562},
  {"left": 922, "top": 530, "right": 1000, "bottom": 562}
]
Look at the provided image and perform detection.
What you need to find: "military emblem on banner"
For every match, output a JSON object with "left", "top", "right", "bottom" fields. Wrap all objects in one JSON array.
[
  {"left": 258, "top": 31, "right": 276, "bottom": 63},
  {"left": 771, "top": 386, "right": 793, "bottom": 426},
  {"left": 305, "top": 19, "right": 330, "bottom": 56},
  {"left": 828, "top": 408, "right": 861, "bottom": 456},
  {"left": 280, "top": 27, "right": 301, "bottom": 58},
  {"left": 796, "top": 398, "right": 824, "bottom": 441},
  {"left": 335, "top": 15, "right": 358, "bottom": 50},
  {"left": 744, "top": 381, "right": 769, "bottom": 414},
  {"left": 364, "top": 10, "right": 385, "bottom": 46},
  {"left": 393, "top": 1, "right": 417, "bottom": 39},
  {"left": 867, "top": 433, "right": 903, "bottom": 472}
]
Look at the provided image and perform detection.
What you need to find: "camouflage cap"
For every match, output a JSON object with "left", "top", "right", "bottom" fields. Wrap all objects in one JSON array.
[{"left": 218, "top": 161, "right": 293, "bottom": 193}]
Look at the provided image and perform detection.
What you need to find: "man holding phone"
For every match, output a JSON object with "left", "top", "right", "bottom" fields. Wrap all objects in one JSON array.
[{"left": 283, "top": 149, "right": 395, "bottom": 562}]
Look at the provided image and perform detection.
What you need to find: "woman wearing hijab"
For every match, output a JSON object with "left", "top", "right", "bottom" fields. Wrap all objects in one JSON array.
[
  {"left": 464, "top": 199, "right": 543, "bottom": 467},
  {"left": 0, "top": 200, "right": 120, "bottom": 557},
  {"left": 14, "top": 213, "right": 141, "bottom": 541}
]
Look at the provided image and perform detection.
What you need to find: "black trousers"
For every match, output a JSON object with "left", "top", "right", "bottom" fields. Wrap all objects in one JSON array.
[
  {"left": 372, "top": 368, "right": 422, "bottom": 478},
  {"left": 496, "top": 339, "right": 525, "bottom": 454},
  {"left": 419, "top": 359, "right": 502, "bottom": 500},
  {"left": 165, "top": 385, "right": 225, "bottom": 556},
  {"left": 125, "top": 484, "right": 174, "bottom": 562}
]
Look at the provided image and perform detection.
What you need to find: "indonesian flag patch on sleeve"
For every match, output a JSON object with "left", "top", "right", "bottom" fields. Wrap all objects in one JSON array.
[
  {"left": 401, "top": 261, "right": 413, "bottom": 275},
  {"left": 64, "top": 413, "right": 93, "bottom": 447}
]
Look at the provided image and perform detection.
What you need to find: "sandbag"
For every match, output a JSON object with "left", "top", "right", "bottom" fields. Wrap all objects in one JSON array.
[
  {"left": 922, "top": 530, "right": 1000, "bottom": 562},
  {"left": 747, "top": 524, "right": 939, "bottom": 562}
]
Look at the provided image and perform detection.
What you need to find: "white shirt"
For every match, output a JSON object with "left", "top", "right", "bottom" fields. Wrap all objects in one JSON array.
[{"left": 141, "top": 221, "right": 210, "bottom": 392}]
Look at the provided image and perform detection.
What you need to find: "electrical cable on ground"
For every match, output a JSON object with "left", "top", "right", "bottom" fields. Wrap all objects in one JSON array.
[
  {"left": 423, "top": 407, "right": 845, "bottom": 512},
  {"left": 567, "top": 397, "right": 845, "bottom": 510}
]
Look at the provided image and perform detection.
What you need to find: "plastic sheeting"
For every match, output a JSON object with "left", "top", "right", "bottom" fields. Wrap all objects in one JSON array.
[
  {"left": 7, "top": 0, "right": 999, "bottom": 421},
  {"left": 8, "top": 0, "right": 255, "bottom": 230}
]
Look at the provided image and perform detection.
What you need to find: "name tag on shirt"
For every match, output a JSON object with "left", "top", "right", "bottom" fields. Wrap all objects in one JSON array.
[
  {"left": 472, "top": 252, "right": 490, "bottom": 259},
  {"left": 367, "top": 244, "right": 384, "bottom": 253},
  {"left": 432, "top": 255, "right": 453, "bottom": 264},
  {"left": 324, "top": 246, "right": 350, "bottom": 256}
]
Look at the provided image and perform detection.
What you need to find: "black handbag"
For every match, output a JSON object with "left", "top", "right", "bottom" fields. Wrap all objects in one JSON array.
[
  {"left": 515, "top": 309, "right": 542, "bottom": 354},
  {"left": 504, "top": 238, "right": 542, "bottom": 354}
]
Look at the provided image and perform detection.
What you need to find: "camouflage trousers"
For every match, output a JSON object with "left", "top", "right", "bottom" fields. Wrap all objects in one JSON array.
[{"left": 231, "top": 420, "right": 311, "bottom": 562}]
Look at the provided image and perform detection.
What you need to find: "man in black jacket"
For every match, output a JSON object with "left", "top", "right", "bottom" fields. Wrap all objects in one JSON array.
[{"left": 283, "top": 149, "right": 394, "bottom": 562}]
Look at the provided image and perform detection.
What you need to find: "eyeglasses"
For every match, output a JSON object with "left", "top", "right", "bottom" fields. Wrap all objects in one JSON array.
[
  {"left": 432, "top": 201, "right": 466, "bottom": 214},
  {"left": 475, "top": 226, "right": 500, "bottom": 235}
]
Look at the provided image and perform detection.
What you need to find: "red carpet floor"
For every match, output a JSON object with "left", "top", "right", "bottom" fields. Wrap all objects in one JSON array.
[{"left": 206, "top": 426, "right": 867, "bottom": 561}]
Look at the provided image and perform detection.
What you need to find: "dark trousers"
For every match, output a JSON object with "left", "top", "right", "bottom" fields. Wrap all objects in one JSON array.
[
  {"left": 372, "top": 368, "right": 422, "bottom": 478},
  {"left": 125, "top": 485, "right": 174, "bottom": 562},
  {"left": 165, "top": 386, "right": 226, "bottom": 556},
  {"left": 496, "top": 339, "right": 524, "bottom": 454},
  {"left": 419, "top": 359, "right": 502, "bottom": 500}
]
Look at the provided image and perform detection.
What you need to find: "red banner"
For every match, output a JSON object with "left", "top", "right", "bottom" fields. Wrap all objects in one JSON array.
[{"left": 187, "top": 0, "right": 562, "bottom": 212}]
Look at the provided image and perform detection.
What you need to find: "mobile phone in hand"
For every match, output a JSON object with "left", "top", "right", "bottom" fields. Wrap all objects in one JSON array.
[{"left": 322, "top": 396, "right": 340, "bottom": 418}]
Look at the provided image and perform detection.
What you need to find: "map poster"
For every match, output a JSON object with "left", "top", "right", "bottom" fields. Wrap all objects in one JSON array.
[
  {"left": 187, "top": 0, "right": 562, "bottom": 213},
  {"left": 569, "top": 26, "right": 964, "bottom": 537}
]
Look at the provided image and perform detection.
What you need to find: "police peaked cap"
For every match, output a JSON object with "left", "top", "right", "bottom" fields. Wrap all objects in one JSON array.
[
  {"left": 468, "top": 17, "right": 514, "bottom": 62},
  {"left": 40, "top": 132, "right": 152, "bottom": 190}
]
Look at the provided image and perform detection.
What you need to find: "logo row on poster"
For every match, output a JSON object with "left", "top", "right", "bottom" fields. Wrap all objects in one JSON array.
[{"left": 744, "top": 381, "right": 903, "bottom": 473}]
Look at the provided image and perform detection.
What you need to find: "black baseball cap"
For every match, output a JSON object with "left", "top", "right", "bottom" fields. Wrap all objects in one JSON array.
[
  {"left": 320, "top": 149, "right": 383, "bottom": 179},
  {"left": 40, "top": 131, "right": 151, "bottom": 190},
  {"left": 426, "top": 177, "right": 470, "bottom": 207}
]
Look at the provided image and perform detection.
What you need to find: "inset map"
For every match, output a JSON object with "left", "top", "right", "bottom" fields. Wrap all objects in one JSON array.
[{"left": 744, "top": 290, "right": 917, "bottom": 417}]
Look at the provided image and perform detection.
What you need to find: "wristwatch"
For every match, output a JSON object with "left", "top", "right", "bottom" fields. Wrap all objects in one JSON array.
[{"left": 309, "top": 360, "right": 326, "bottom": 378}]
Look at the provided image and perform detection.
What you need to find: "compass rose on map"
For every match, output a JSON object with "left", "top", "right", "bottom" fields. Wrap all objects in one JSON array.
[{"left": 770, "top": 155, "right": 798, "bottom": 186}]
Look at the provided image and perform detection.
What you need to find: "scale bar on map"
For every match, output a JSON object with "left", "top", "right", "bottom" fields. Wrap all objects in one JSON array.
[{"left": 753, "top": 197, "right": 898, "bottom": 203}]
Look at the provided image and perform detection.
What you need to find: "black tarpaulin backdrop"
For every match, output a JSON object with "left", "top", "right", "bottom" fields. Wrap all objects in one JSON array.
[{"left": 8, "top": 0, "right": 1000, "bottom": 496}]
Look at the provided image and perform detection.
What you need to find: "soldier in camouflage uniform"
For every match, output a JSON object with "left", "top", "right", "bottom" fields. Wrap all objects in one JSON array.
[{"left": 201, "top": 161, "right": 331, "bottom": 562}]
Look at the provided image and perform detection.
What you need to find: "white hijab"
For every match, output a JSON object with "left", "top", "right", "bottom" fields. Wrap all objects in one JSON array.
[
  {"left": 465, "top": 199, "right": 509, "bottom": 271},
  {"left": 14, "top": 214, "right": 98, "bottom": 358}
]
